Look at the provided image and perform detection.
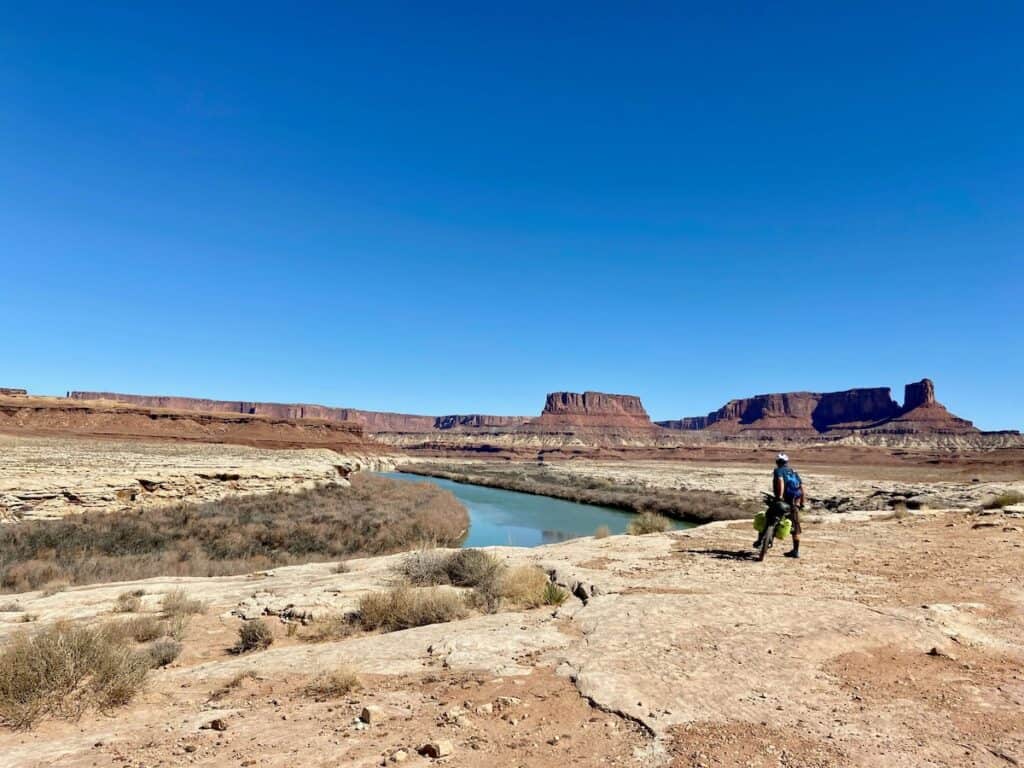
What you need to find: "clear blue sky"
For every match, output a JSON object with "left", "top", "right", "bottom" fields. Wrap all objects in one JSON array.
[{"left": 2, "top": 3, "right": 1021, "bottom": 429}]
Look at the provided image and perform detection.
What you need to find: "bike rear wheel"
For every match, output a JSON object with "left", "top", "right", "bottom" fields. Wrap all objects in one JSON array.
[{"left": 758, "top": 523, "right": 777, "bottom": 561}]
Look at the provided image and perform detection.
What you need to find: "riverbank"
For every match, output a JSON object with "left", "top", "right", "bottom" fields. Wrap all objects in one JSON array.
[{"left": 397, "top": 460, "right": 758, "bottom": 523}]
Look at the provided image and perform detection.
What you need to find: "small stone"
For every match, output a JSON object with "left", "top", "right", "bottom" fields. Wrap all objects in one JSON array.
[
  {"left": 474, "top": 703, "right": 493, "bottom": 715},
  {"left": 390, "top": 750, "right": 409, "bottom": 763},
  {"left": 361, "top": 705, "right": 383, "bottom": 724},
  {"left": 201, "top": 718, "right": 229, "bottom": 732},
  {"left": 494, "top": 696, "right": 522, "bottom": 710},
  {"left": 183, "top": 745, "right": 197, "bottom": 754},
  {"left": 418, "top": 740, "right": 454, "bottom": 758}
]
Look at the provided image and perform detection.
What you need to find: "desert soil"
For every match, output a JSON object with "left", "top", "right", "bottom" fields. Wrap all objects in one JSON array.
[{"left": 1, "top": 500, "right": 1022, "bottom": 767}]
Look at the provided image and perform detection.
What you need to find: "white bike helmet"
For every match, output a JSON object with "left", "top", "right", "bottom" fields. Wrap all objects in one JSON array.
[{"left": 776, "top": 452, "right": 789, "bottom": 463}]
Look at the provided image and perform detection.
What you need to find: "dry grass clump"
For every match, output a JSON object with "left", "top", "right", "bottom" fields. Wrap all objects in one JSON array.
[
  {"left": 471, "top": 565, "right": 566, "bottom": 612},
  {"left": 233, "top": 619, "right": 274, "bottom": 654},
  {"left": 112, "top": 615, "right": 165, "bottom": 643},
  {"left": 357, "top": 586, "right": 469, "bottom": 632},
  {"left": 303, "top": 666, "right": 361, "bottom": 699},
  {"left": 40, "top": 580, "right": 69, "bottom": 597},
  {"left": 627, "top": 511, "right": 673, "bottom": 535},
  {"left": 594, "top": 525, "right": 611, "bottom": 539},
  {"left": 160, "top": 590, "right": 205, "bottom": 618},
  {"left": 981, "top": 490, "right": 1024, "bottom": 509},
  {"left": 0, "top": 475, "right": 468, "bottom": 592},
  {"left": 0, "top": 602, "right": 23, "bottom": 613},
  {"left": 211, "top": 670, "right": 259, "bottom": 700},
  {"left": 302, "top": 613, "right": 359, "bottom": 643},
  {"left": 146, "top": 638, "right": 182, "bottom": 668},
  {"left": 0, "top": 622, "right": 149, "bottom": 729},
  {"left": 112, "top": 591, "right": 144, "bottom": 613},
  {"left": 398, "top": 462, "right": 756, "bottom": 523}
]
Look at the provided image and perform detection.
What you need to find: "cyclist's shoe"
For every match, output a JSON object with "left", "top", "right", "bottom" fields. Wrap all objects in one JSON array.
[
  {"left": 783, "top": 549, "right": 800, "bottom": 558},
  {"left": 753, "top": 536, "right": 764, "bottom": 549}
]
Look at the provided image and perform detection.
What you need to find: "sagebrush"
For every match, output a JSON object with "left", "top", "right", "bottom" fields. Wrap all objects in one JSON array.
[{"left": 0, "top": 623, "right": 149, "bottom": 729}]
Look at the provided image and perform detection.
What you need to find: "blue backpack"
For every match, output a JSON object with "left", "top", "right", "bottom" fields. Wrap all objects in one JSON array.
[{"left": 779, "top": 467, "right": 802, "bottom": 499}]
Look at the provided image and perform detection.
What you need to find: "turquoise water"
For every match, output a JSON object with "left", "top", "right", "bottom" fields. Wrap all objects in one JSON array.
[{"left": 381, "top": 471, "right": 692, "bottom": 548}]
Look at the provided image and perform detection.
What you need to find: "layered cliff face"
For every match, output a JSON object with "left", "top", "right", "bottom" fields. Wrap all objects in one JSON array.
[
  {"left": 434, "top": 414, "right": 531, "bottom": 429},
  {"left": 534, "top": 391, "right": 655, "bottom": 429},
  {"left": 9, "top": 394, "right": 379, "bottom": 451},
  {"left": 68, "top": 392, "right": 443, "bottom": 434},
  {"left": 656, "top": 379, "right": 977, "bottom": 436}
]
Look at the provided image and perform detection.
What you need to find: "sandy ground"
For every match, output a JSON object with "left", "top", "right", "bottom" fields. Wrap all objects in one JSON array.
[{"left": 1, "top": 501, "right": 1022, "bottom": 767}]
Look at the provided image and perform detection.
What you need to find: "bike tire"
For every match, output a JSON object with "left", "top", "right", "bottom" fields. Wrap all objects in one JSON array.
[{"left": 758, "top": 523, "right": 777, "bottom": 562}]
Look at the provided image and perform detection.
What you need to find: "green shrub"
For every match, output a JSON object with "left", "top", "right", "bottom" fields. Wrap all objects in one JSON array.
[
  {"left": 357, "top": 587, "right": 468, "bottom": 632},
  {"left": 0, "top": 623, "right": 149, "bottom": 729},
  {"left": 627, "top": 512, "right": 673, "bottom": 535},
  {"left": 542, "top": 581, "right": 569, "bottom": 606},
  {"left": 233, "top": 620, "right": 273, "bottom": 653}
]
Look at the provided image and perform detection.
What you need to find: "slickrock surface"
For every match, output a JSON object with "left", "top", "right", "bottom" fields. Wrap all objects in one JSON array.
[
  {"left": 0, "top": 434, "right": 393, "bottom": 521},
  {"left": 1, "top": 505, "right": 1022, "bottom": 766}
]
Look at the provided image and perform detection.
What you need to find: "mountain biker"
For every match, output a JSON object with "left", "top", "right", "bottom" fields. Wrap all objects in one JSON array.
[{"left": 754, "top": 452, "right": 805, "bottom": 558}]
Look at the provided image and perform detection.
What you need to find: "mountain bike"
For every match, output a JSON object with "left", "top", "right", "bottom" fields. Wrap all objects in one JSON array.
[{"left": 757, "top": 493, "right": 793, "bottom": 562}]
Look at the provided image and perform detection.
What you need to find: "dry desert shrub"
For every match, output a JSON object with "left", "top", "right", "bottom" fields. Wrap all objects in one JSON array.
[
  {"left": 146, "top": 638, "right": 182, "bottom": 668},
  {"left": 40, "top": 580, "right": 69, "bottom": 597},
  {"left": 233, "top": 619, "right": 274, "bottom": 654},
  {"left": 112, "top": 591, "right": 143, "bottom": 613},
  {"left": 211, "top": 670, "right": 259, "bottom": 700},
  {"left": 303, "top": 613, "right": 359, "bottom": 643},
  {"left": 594, "top": 525, "right": 611, "bottom": 539},
  {"left": 303, "top": 666, "right": 361, "bottom": 699},
  {"left": 399, "top": 548, "right": 503, "bottom": 590},
  {"left": 357, "top": 586, "right": 469, "bottom": 632},
  {"left": 110, "top": 615, "right": 164, "bottom": 643},
  {"left": 0, "top": 622, "right": 149, "bottom": 729},
  {"left": 627, "top": 511, "right": 673, "bottom": 535},
  {"left": 493, "top": 565, "right": 550, "bottom": 609},
  {"left": 160, "top": 590, "right": 205, "bottom": 618},
  {"left": 444, "top": 549, "right": 503, "bottom": 588},
  {"left": 981, "top": 490, "right": 1024, "bottom": 509},
  {"left": 400, "top": 549, "right": 452, "bottom": 586},
  {"left": 0, "top": 475, "right": 468, "bottom": 591}
]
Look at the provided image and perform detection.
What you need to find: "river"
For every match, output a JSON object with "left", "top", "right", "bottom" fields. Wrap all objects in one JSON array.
[{"left": 381, "top": 471, "right": 693, "bottom": 547}]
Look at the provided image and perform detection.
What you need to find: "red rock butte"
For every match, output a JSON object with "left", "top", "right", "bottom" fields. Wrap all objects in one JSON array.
[
  {"left": 655, "top": 378, "right": 978, "bottom": 436},
  {"left": 534, "top": 391, "right": 655, "bottom": 429}
]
